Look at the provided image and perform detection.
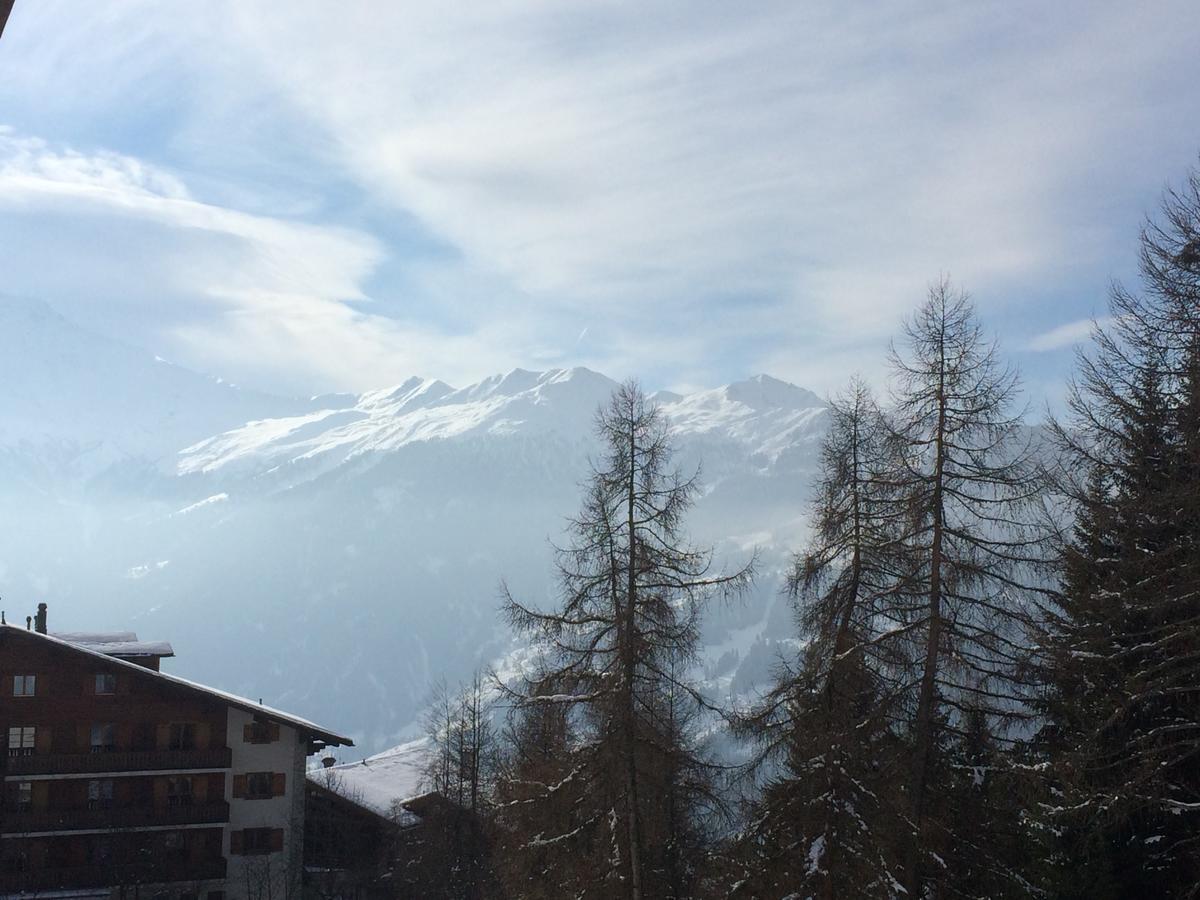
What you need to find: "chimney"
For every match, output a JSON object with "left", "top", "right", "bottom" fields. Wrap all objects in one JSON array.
[{"left": 34, "top": 603, "right": 47, "bottom": 634}]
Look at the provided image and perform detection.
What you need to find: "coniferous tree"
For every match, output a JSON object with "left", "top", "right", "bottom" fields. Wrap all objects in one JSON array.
[
  {"left": 732, "top": 379, "right": 908, "bottom": 899},
  {"left": 887, "top": 279, "right": 1048, "bottom": 897},
  {"left": 419, "top": 673, "right": 500, "bottom": 899},
  {"left": 493, "top": 672, "right": 595, "bottom": 900},
  {"left": 1038, "top": 163, "right": 1200, "bottom": 897},
  {"left": 499, "top": 381, "right": 753, "bottom": 900}
]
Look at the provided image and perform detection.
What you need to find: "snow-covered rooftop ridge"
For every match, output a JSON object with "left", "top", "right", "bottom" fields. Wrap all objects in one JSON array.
[
  {"left": 53, "top": 631, "right": 175, "bottom": 658},
  {"left": 53, "top": 630, "right": 138, "bottom": 643},
  {"left": 4, "top": 624, "right": 351, "bottom": 746},
  {"left": 311, "top": 738, "right": 433, "bottom": 819}
]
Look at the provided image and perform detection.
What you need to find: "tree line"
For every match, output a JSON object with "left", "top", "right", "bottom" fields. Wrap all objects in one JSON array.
[{"left": 412, "top": 160, "right": 1200, "bottom": 899}]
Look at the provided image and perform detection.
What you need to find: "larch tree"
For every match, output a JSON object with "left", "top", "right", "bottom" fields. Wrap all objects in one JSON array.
[
  {"left": 732, "top": 378, "right": 910, "bottom": 899},
  {"left": 887, "top": 279, "right": 1047, "bottom": 897},
  {"left": 499, "top": 380, "right": 753, "bottom": 900},
  {"left": 419, "top": 672, "right": 500, "bottom": 900}
]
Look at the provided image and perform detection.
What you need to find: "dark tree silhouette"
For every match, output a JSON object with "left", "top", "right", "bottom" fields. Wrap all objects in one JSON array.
[
  {"left": 1037, "top": 162, "right": 1200, "bottom": 897},
  {"left": 887, "top": 279, "right": 1047, "bottom": 896},
  {"left": 499, "top": 380, "right": 753, "bottom": 900},
  {"left": 732, "top": 379, "right": 908, "bottom": 898}
]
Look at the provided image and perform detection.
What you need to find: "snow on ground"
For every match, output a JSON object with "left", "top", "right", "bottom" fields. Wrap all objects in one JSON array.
[{"left": 173, "top": 493, "right": 228, "bottom": 515}]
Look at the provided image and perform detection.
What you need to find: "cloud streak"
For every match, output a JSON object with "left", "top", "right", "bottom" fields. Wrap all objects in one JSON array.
[
  {"left": 1027, "top": 316, "right": 1114, "bottom": 353},
  {"left": 1, "top": 1, "right": 1198, "bottom": 397}
]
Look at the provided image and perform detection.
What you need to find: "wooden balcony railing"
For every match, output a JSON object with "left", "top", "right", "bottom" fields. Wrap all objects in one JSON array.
[
  {"left": 0, "top": 857, "right": 227, "bottom": 892},
  {"left": 0, "top": 799, "right": 230, "bottom": 833},
  {"left": 4, "top": 746, "right": 232, "bottom": 776}
]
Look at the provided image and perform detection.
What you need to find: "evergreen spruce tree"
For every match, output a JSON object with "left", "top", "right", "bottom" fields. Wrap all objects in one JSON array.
[
  {"left": 1038, "top": 163, "right": 1200, "bottom": 897},
  {"left": 493, "top": 672, "right": 596, "bottom": 900}
]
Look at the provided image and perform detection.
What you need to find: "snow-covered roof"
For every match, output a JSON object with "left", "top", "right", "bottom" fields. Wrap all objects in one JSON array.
[
  {"left": 53, "top": 631, "right": 175, "bottom": 658},
  {"left": 2, "top": 624, "right": 352, "bottom": 747},
  {"left": 309, "top": 738, "right": 432, "bottom": 822}
]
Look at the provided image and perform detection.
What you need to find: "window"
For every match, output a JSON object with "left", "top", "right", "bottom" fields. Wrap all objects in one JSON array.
[
  {"left": 7, "top": 726, "right": 35, "bottom": 757},
  {"left": 243, "top": 719, "right": 279, "bottom": 744},
  {"left": 94, "top": 673, "right": 116, "bottom": 695},
  {"left": 167, "top": 776, "right": 193, "bottom": 808},
  {"left": 4, "top": 848, "right": 30, "bottom": 873},
  {"left": 168, "top": 722, "right": 196, "bottom": 751},
  {"left": 90, "top": 723, "right": 116, "bottom": 753},
  {"left": 234, "top": 772, "right": 283, "bottom": 800},
  {"left": 12, "top": 675, "right": 35, "bottom": 697},
  {"left": 88, "top": 839, "right": 111, "bottom": 866},
  {"left": 15, "top": 783, "right": 32, "bottom": 810},
  {"left": 246, "top": 772, "right": 273, "bottom": 799},
  {"left": 87, "top": 779, "right": 114, "bottom": 810},
  {"left": 237, "top": 827, "right": 281, "bottom": 855},
  {"left": 163, "top": 831, "right": 185, "bottom": 856}
]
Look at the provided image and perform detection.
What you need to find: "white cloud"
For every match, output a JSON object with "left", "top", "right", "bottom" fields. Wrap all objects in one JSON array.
[
  {"left": 0, "top": 130, "right": 378, "bottom": 305},
  {"left": 1, "top": 1, "right": 1198, "bottom": 395},
  {"left": 0, "top": 130, "right": 520, "bottom": 392},
  {"left": 1027, "top": 316, "right": 1112, "bottom": 352},
  {"left": 223, "top": 2, "right": 1198, "bottom": 330}
]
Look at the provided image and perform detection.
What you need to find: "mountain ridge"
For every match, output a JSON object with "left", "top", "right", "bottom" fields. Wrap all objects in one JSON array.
[{"left": 0, "top": 301, "right": 831, "bottom": 752}]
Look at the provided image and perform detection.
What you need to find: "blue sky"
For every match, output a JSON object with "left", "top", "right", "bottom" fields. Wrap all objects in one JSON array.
[{"left": 1, "top": 1, "right": 1198, "bottom": 405}]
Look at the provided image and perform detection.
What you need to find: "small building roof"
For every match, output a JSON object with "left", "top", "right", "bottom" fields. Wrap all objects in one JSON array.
[
  {"left": 309, "top": 738, "right": 431, "bottom": 822},
  {"left": 53, "top": 631, "right": 175, "bottom": 658},
  {"left": 0, "top": 623, "right": 352, "bottom": 748}
]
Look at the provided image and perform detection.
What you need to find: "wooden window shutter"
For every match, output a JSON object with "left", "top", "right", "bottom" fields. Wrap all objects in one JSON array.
[
  {"left": 269, "top": 829, "right": 284, "bottom": 852},
  {"left": 268, "top": 722, "right": 280, "bottom": 741},
  {"left": 230, "top": 830, "right": 244, "bottom": 855},
  {"left": 271, "top": 773, "right": 286, "bottom": 797},
  {"left": 232, "top": 775, "right": 247, "bottom": 799},
  {"left": 242, "top": 723, "right": 254, "bottom": 743}
]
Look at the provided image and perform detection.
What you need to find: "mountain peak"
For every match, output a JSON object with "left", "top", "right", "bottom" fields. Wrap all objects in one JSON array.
[{"left": 722, "top": 375, "right": 823, "bottom": 411}]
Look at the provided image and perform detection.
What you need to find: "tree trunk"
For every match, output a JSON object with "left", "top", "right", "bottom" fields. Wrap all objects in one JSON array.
[
  {"left": 624, "top": 419, "right": 644, "bottom": 900},
  {"left": 906, "top": 343, "right": 947, "bottom": 896}
]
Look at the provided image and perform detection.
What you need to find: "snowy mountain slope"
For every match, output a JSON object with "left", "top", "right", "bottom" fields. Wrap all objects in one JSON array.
[
  {"left": 0, "top": 296, "right": 302, "bottom": 468},
  {"left": 177, "top": 367, "right": 619, "bottom": 482},
  {"left": 179, "top": 369, "right": 823, "bottom": 475},
  {"left": 0, "top": 304, "right": 830, "bottom": 752}
]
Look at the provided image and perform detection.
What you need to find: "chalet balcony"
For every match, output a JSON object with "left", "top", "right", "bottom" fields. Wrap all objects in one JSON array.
[
  {"left": 0, "top": 799, "right": 230, "bottom": 834},
  {"left": 4, "top": 746, "right": 232, "bottom": 776},
  {"left": 0, "top": 857, "right": 227, "bottom": 892}
]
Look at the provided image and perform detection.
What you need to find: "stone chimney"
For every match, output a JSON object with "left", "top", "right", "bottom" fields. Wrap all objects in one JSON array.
[{"left": 34, "top": 603, "right": 47, "bottom": 634}]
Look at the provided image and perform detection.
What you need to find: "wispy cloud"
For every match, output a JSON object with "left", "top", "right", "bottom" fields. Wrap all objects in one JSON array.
[
  {"left": 1027, "top": 316, "right": 1112, "bottom": 352},
  {"left": 1, "top": 1, "right": 1198, "bottom": 396}
]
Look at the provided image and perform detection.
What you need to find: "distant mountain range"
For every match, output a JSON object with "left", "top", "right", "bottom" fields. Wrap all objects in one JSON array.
[{"left": 0, "top": 297, "right": 830, "bottom": 752}]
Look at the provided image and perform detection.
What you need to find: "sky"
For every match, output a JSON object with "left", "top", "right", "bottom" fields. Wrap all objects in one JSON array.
[{"left": 1, "top": 1, "right": 1198, "bottom": 405}]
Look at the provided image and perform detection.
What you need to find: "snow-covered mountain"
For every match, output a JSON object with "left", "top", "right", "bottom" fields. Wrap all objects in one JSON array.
[
  {"left": 0, "top": 296, "right": 302, "bottom": 470},
  {"left": 0, "top": 301, "right": 830, "bottom": 752}
]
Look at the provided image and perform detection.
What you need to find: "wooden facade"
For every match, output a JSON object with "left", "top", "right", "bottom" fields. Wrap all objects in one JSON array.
[{"left": 0, "top": 618, "right": 351, "bottom": 899}]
